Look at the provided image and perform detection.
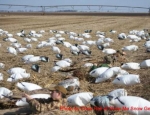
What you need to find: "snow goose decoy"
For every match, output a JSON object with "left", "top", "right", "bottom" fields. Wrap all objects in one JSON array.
[
  {"left": 3, "top": 37, "right": 17, "bottom": 43},
  {"left": 25, "top": 56, "right": 49, "bottom": 63},
  {"left": 7, "top": 67, "right": 26, "bottom": 74},
  {"left": 70, "top": 45, "right": 80, "bottom": 55},
  {"left": 118, "top": 33, "right": 127, "bottom": 40},
  {"left": 55, "top": 59, "right": 72, "bottom": 68},
  {"left": 0, "top": 63, "right": 5, "bottom": 69},
  {"left": 17, "top": 82, "right": 42, "bottom": 92},
  {"left": 102, "top": 48, "right": 116, "bottom": 55},
  {"left": 7, "top": 73, "right": 30, "bottom": 82},
  {"left": 0, "top": 73, "right": 3, "bottom": 81},
  {"left": 110, "top": 30, "right": 117, "bottom": 34},
  {"left": 51, "top": 46, "right": 61, "bottom": 54},
  {"left": 0, "top": 87, "right": 13, "bottom": 99},
  {"left": 16, "top": 94, "right": 50, "bottom": 107},
  {"left": 7, "top": 47, "right": 17, "bottom": 55},
  {"left": 122, "top": 45, "right": 138, "bottom": 51}
]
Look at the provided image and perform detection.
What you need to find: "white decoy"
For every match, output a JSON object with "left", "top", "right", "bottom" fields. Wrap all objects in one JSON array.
[
  {"left": 16, "top": 30, "right": 25, "bottom": 37},
  {"left": 110, "top": 96, "right": 150, "bottom": 115},
  {"left": 2, "top": 31, "right": 8, "bottom": 35},
  {"left": 51, "top": 46, "right": 61, "bottom": 54},
  {"left": 96, "top": 31, "right": 105, "bottom": 36},
  {"left": 89, "top": 67, "right": 109, "bottom": 78},
  {"left": 55, "top": 34, "right": 62, "bottom": 38},
  {"left": 0, "top": 73, "right": 3, "bottom": 81},
  {"left": 24, "top": 56, "right": 41, "bottom": 63},
  {"left": 83, "top": 63, "right": 93, "bottom": 67},
  {"left": 107, "top": 89, "right": 127, "bottom": 98},
  {"left": 57, "top": 30, "right": 65, "bottom": 34},
  {"left": 4, "top": 37, "right": 17, "bottom": 43},
  {"left": 144, "top": 41, "right": 150, "bottom": 48},
  {"left": 38, "top": 30, "right": 45, "bottom": 34},
  {"left": 140, "top": 59, "right": 150, "bottom": 68},
  {"left": 16, "top": 94, "right": 50, "bottom": 107},
  {"left": 0, "top": 87, "right": 13, "bottom": 99},
  {"left": 96, "top": 34, "right": 105, "bottom": 38},
  {"left": 29, "top": 32, "right": 42, "bottom": 38},
  {"left": 6, "top": 33, "right": 13, "bottom": 38},
  {"left": 58, "top": 77, "right": 80, "bottom": 90},
  {"left": 127, "top": 35, "right": 141, "bottom": 42},
  {"left": 48, "top": 37, "right": 57, "bottom": 41},
  {"left": 112, "top": 74, "right": 140, "bottom": 85},
  {"left": 51, "top": 66, "right": 62, "bottom": 72},
  {"left": 102, "top": 48, "right": 116, "bottom": 55},
  {"left": 26, "top": 44, "right": 32, "bottom": 49},
  {"left": 36, "top": 43, "right": 44, "bottom": 49},
  {"left": 70, "top": 45, "right": 80, "bottom": 53},
  {"left": 55, "top": 60, "right": 71, "bottom": 68},
  {"left": 63, "top": 41, "right": 72, "bottom": 48},
  {"left": 83, "top": 34, "right": 91, "bottom": 39},
  {"left": 102, "top": 43, "right": 110, "bottom": 48},
  {"left": 49, "top": 30, "right": 57, "bottom": 33},
  {"left": 31, "top": 37, "right": 38, "bottom": 42},
  {"left": 83, "top": 40, "right": 96, "bottom": 46},
  {"left": 104, "top": 38, "right": 114, "bottom": 43},
  {"left": 44, "top": 42, "right": 56, "bottom": 47},
  {"left": 17, "top": 82, "right": 42, "bottom": 92},
  {"left": 25, "top": 56, "right": 49, "bottom": 63},
  {"left": 63, "top": 58, "right": 72, "bottom": 63},
  {"left": 96, "top": 39, "right": 104, "bottom": 45},
  {"left": 75, "top": 37, "right": 84, "bottom": 42},
  {"left": 58, "top": 37, "right": 65, "bottom": 41},
  {"left": 7, "top": 73, "right": 30, "bottom": 82},
  {"left": 7, "top": 47, "right": 17, "bottom": 55},
  {"left": 121, "top": 62, "right": 140, "bottom": 70},
  {"left": 0, "top": 63, "right": 5, "bottom": 68},
  {"left": 7, "top": 67, "right": 26, "bottom": 74},
  {"left": 11, "top": 43, "right": 21, "bottom": 48},
  {"left": 22, "top": 55, "right": 34, "bottom": 62},
  {"left": 17, "top": 48, "right": 28, "bottom": 53},
  {"left": 122, "top": 45, "right": 138, "bottom": 51},
  {"left": 110, "top": 30, "right": 117, "bottom": 33},
  {"left": 24, "top": 38, "right": 31, "bottom": 43},
  {"left": 0, "top": 29, "right": 3, "bottom": 33},
  {"left": 69, "top": 35, "right": 75, "bottom": 40},
  {"left": 118, "top": 33, "right": 127, "bottom": 40},
  {"left": 77, "top": 45, "right": 90, "bottom": 51}
]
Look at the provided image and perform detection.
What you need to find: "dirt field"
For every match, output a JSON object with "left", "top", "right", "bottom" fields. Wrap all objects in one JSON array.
[{"left": 0, "top": 14, "right": 150, "bottom": 115}]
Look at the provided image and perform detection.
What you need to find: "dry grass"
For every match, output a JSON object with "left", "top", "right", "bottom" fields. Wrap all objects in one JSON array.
[{"left": 0, "top": 14, "right": 150, "bottom": 115}]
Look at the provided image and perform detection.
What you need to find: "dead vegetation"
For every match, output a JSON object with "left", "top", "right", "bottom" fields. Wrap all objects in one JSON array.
[{"left": 0, "top": 14, "right": 150, "bottom": 115}]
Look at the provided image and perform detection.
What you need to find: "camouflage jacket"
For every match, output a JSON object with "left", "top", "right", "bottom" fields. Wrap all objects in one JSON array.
[{"left": 27, "top": 97, "right": 67, "bottom": 114}]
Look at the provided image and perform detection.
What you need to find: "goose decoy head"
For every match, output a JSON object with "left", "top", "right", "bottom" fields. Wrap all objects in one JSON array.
[
  {"left": 31, "top": 64, "right": 40, "bottom": 73},
  {"left": 74, "top": 43, "right": 78, "bottom": 47},
  {"left": 40, "top": 56, "right": 49, "bottom": 62},
  {"left": 56, "top": 54, "right": 63, "bottom": 60},
  {"left": 97, "top": 45, "right": 104, "bottom": 50},
  {"left": 56, "top": 40, "right": 63, "bottom": 44}
]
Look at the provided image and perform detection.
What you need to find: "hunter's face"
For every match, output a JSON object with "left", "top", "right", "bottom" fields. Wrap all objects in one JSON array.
[{"left": 51, "top": 90, "right": 61, "bottom": 100}]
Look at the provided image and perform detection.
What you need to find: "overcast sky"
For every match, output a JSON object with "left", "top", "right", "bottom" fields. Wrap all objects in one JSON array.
[{"left": 0, "top": 0, "right": 150, "bottom": 12}]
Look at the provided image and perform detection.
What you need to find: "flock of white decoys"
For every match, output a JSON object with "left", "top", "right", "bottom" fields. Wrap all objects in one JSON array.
[{"left": 0, "top": 27, "right": 150, "bottom": 115}]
